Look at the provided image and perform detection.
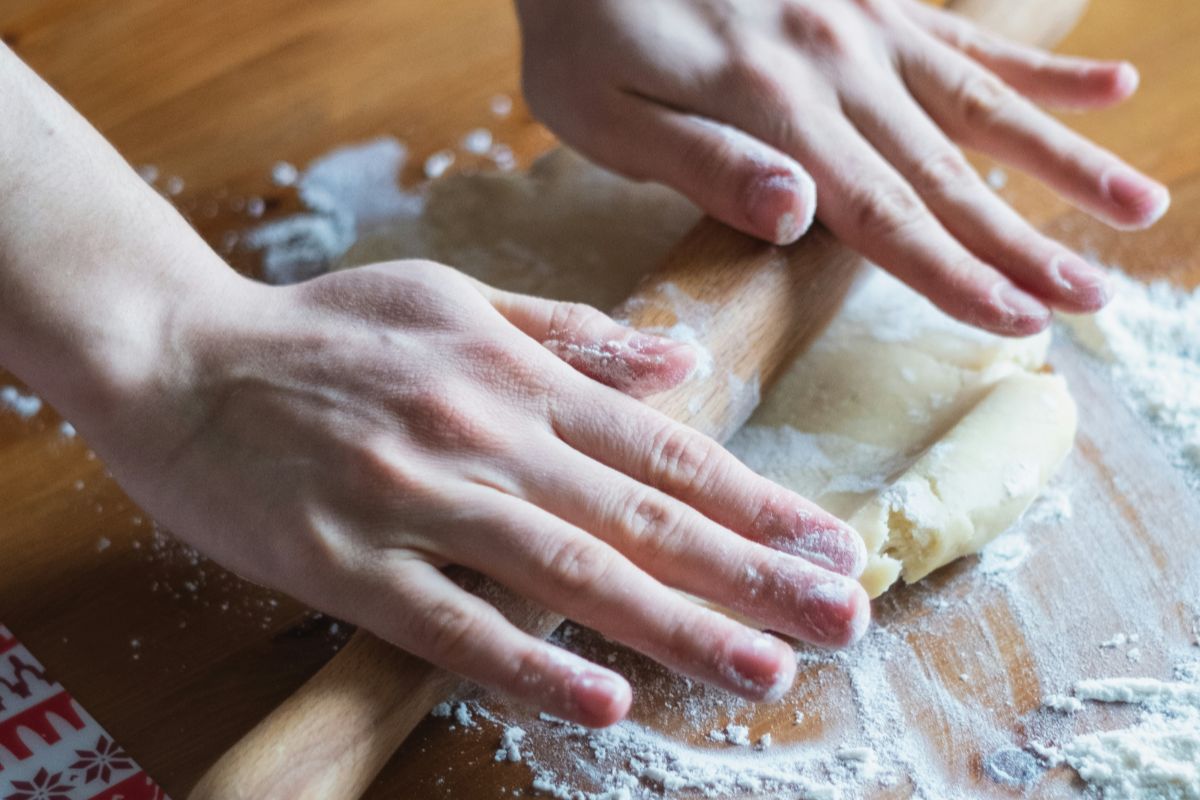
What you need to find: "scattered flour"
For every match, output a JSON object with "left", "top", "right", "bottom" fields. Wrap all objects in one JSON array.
[
  {"left": 1044, "top": 694, "right": 1085, "bottom": 713},
  {"left": 497, "top": 725, "right": 528, "bottom": 763},
  {"left": 424, "top": 149, "right": 456, "bottom": 180},
  {"left": 245, "top": 137, "right": 423, "bottom": 284},
  {"left": 708, "top": 723, "right": 751, "bottom": 747},
  {"left": 0, "top": 385, "right": 42, "bottom": 419},
  {"left": 1062, "top": 268, "right": 1200, "bottom": 488},
  {"left": 1037, "top": 666, "right": 1200, "bottom": 800},
  {"left": 270, "top": 161, "right": 299, "bottom": 187},
  {"left": 977, "top": 529, "right": 1032, "bottom": 576},
  {"left": 490, "top": 93, "right": 514, "bottom": 117},
  {"left": 461, "top": 128, "right": 494, "bottom": 155}
]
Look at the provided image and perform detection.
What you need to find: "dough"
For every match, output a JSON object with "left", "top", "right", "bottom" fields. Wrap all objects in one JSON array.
[
  {"left": 725, "top": 268, "right": 1077, "bottom": 596},
  {"left": 338, "top": 149, "right": 1077, "bottom": 596}
]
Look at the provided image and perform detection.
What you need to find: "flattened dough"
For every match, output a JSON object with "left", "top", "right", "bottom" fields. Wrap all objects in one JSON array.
[
  {"left": 725, "top": 267, "right": 1077, "bottom": 596},
  {"left": 339, "top": 149, "right": 1077, "bottom": 596}
]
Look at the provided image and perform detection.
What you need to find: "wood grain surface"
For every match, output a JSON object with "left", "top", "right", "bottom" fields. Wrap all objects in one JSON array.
[{"left": 0, "top": 0, "right": 1197, "bottom": 797}]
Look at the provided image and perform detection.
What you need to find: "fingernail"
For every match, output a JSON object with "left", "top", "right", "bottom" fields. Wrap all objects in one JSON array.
[
  {"left": 1103, "top": 166, "right": 1170, "bottom": 227},
  {"left": 729, "top": 633, "right": 795, "bottom": 701},
  {"left": 766, "top": 523, "right": 867, "bottom": 578},
  {"left": 746, "top": 172, "right": 815, "bottom": 245},
  {"left": 628, "top": 332, "right": 690, "bottom": 358},
  {"left": 624, "top": 334, "right": 699, "bottom": 396},
  {"left": 570, "top": 671, "right": 630, "bottom": 724},
  {"left": 798, "top": 576, "right": 872, "bottom": 647},
  {"left": 994, "top": 283, "right": 1050, "bottom": 324},
  {"left": 1052, "top": 254, "right": 1111, "bottom": 307},
  {"left": 1113, "top": 62, "right": 1140, "bottom": 96}
]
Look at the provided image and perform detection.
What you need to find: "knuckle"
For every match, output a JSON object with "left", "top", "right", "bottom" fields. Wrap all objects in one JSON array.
[
  {"left": 682, "top": 130, "right": 745, "bottom": 191},
  {"left": 399, "top": 384, "right": 505, "bottom": 454},
  {"left": 509, "top": 646, "right": 555, "bottom": 695},
  {"left": 910, "top": 150, "right": 976, "bottom": 197},
  {"left": 647, "top": 423, "right": 722, "bottom": 493},
  {"left": 546, "top": 301, "right": 602, "bottom": 342},
  {"left": 849, "top": 0, "right": 889, "bottom": 21},
  {"left": 722, "top": 56, "right": 793, "bottom": 116},
  {"left": 662, "top": 608, "right": 711, "bottom": 663},
  {"left": 346, "top": 436, "right": 426, "bottom": 495},
  {"left": 545, "top": 538, "right": 612, "bottom": 598},
  {"left": 843, "top": 181, "right": 926, "bottom": 238},
  {"left": 781, "top": 4, "right": 851, "bottom": 56},
  {"left": 418, "top": 599, "right": 482, "bottom": 665},
  {"left": 953, "top": 72, "right": 1014, "bottom": 129},
  {"left": 625, "top": 492, "right": 686, "bottom": 559},
  {"left": 940, "top": 256, "right": 990, "bottom": 300}
]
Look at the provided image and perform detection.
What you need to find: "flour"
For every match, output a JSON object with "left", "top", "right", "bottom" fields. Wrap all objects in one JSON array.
[
  {"left": 1062, "top": 268, "right": 1200, "bottom": 488},
  {"left": 497, "top": 725, "right": 528, "bottom": 763},
  {"left": 461, "top": 128, "right": 494, "bottom": 155},
  {"left": 708, "top": 723, "right": 751, "bottom": 746},
  {"left": 0, "top": 385, "right": 42, "bottom": 419},
  {"left": 424, "top": 149, "right": 456, "bottom": 180},
  {"left": 977, "top": 529, "right": 1032, "bottom": 575},
  {"left": 270, "top": 161, "right": 299, "bottom": 187},
  {"left": 245, "top": 137, "right": 423, "bottom": 284},
  {"left": 490, "top": 93, "right": 514, "bottom": 117},
  {"left": 1038, "top": 666, "right": 1200, "bottom": 800}
]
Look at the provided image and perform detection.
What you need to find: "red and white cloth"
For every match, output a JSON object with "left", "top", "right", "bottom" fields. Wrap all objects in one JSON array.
[{"left": 0, "top": 625, "right": 168, "bottom": 800}]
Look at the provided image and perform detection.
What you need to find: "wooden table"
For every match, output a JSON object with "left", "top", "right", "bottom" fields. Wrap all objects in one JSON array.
[{"left": 0, "top": 0, "right": 1197, "bottom": 796}]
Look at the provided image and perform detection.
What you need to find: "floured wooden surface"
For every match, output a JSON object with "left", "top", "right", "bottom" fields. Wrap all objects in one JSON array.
[
  {"left": 0, "top": 2, "right": 1195, "bottom": 796},
  {"left": 337, "top": 151, "right": 1200, "bottom": 797}
]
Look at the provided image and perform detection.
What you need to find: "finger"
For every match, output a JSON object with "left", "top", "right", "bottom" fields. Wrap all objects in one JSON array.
[
  {"left": 445, "top": 488, "right": 801, "bottom": 700},
  {"left": 369, "top": 559, "right": 632, "bottom": 727},
  {"left": 897, "top": 0, "right": 1139, "bottom": 110},
  {"left": 772, "top": 109, "right": 1049, "bottom": 334},
  {"left": 841, "top": 75, "right": 1110, "bottom": 311},
  {"left": 583, "top": 92, "right": 817, "bottom": 245},
  {"left": 551, "top": 387, "right": 867, "bottom": 580},
  {"left": 667, "top": 68, "right": 1050, "bottom": 332},
  {"left": 518, "top": 437, "right": 868, "bottom": 645},
  {"left": 483, "top": 286, "right": 697, "bottom": 398},
  {"left": 901, "top": 38, "right": 1170, "bottom": 231}
]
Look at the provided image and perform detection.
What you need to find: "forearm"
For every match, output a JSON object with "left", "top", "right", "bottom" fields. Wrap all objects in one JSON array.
[{"left": 0, "top": 44, "right": 239, "bottom": 429}]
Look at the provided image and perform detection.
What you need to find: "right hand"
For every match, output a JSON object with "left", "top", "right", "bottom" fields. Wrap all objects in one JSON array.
[{"left": 82, "top": 259, "right": 870, "bottom": 727}]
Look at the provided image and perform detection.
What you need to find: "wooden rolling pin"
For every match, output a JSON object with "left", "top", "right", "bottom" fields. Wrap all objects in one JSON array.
[{"left": 189, "top": 2, "right": 1086, "bottom": 796}]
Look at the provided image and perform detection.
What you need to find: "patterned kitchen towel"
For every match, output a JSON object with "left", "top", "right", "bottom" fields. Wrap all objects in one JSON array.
[{"left": 0, "top": 624, "right": 168, "bottom": 800}]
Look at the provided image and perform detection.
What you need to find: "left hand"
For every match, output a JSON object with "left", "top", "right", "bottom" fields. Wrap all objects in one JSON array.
[{"left": 516, "top": 0, "right": 1170, "bottom": 336}]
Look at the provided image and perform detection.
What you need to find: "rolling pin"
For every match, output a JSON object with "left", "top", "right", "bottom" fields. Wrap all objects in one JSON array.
[{"left": 189, "top": 1, "right": 1086, "bottom": 796}]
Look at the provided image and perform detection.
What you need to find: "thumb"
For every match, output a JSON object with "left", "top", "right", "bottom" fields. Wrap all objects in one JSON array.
[{"left": 484, "top": 287, "right": 698, "bottom": 399}]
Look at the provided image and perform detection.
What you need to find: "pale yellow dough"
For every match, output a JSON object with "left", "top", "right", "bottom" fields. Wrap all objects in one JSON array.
[{"left": 339, "top": 149, "right": 1077, "bottom": 596}]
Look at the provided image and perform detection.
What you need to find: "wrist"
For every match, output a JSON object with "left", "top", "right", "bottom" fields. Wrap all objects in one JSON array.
[{"left": 45, "top": 240, "right": 255, "bottom": 452}]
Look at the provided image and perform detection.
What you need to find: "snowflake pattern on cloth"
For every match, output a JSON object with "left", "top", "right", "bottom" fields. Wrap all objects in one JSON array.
[{"left": 0, "top": 625, "right": 168, "bottom": 800}]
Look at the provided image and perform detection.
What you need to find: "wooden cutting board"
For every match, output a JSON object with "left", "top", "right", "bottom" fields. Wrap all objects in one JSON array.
[{"left": 0, "top": 0, "right": 1197, "bottom": 796}]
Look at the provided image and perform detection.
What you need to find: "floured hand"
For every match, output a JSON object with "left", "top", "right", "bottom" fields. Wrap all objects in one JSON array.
[
  {"left": 516, "top": 0, "right": 1170, "bottom": 335},
  {"left": 0, "top": 43, "right": 867, "bottom": 730},
  {"left": 89, "top": 261, "right": 869, "bottom": 727}
]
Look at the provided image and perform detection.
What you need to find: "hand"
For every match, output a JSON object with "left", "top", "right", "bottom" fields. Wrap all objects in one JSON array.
[
  {"left": 516, "top": 0, "right": 1170, "bottom": 335},
  {"left": 86, "top": 260, "right": 869, "bottom": 727}
]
